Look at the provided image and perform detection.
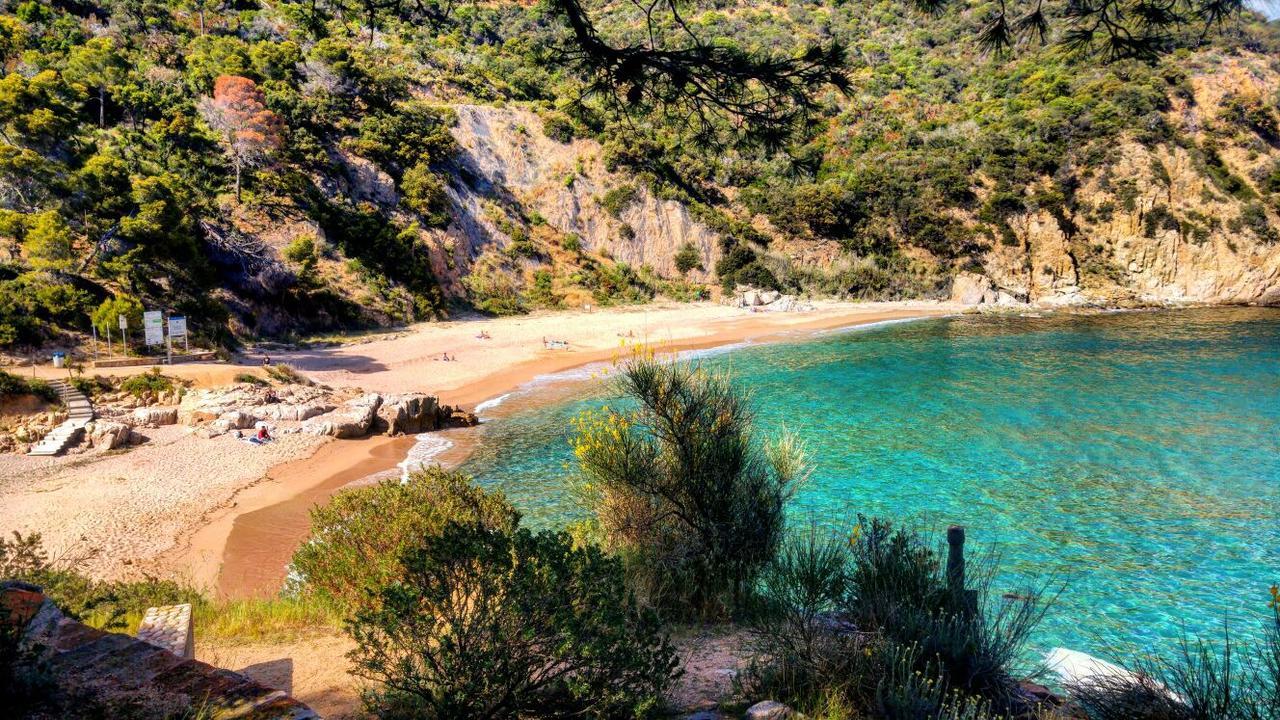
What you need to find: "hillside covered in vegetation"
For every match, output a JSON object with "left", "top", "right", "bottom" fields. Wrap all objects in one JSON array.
[{"left": 1, "top": 0, "right": 1278, "bottom": 350}]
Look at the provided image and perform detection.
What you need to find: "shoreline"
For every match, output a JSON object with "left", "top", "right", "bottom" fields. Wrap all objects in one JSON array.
[
  {"left": 206, "top": 301, "right": 961, "bottom": 597},
  {"left": 180, "top": 434, "right": 417, "bottom": 597}
]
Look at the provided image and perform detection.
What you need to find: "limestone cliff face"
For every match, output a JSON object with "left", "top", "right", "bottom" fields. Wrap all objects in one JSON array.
[
  {"left": 430, "top": 105, "right": 720, "bottom": 295},
  {"left": 971, "top": 56, "right": 1280, "bottom": 307}
]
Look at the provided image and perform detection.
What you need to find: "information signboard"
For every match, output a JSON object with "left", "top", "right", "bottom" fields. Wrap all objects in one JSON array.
[
  {"left": 144, "top": 311, "right": 164, "bottom": 346},
  {"left": 168, "top": 316, "right": 187, "bottom": 338}
]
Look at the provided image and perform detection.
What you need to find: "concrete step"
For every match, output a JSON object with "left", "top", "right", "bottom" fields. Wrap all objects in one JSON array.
[{"left": 26, "top": 420, "right": 87, "bottom": 457}]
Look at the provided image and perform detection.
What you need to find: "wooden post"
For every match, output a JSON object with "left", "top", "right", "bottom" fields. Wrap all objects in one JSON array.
[
  {"left": 946, "top": 525, "right": 965, "bottom": 598},
  {"left": 947, "top": 524, "right": 979, "bottom": 617}
]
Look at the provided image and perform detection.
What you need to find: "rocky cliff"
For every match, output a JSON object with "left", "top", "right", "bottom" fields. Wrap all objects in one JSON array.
[
  {"left": 430, "top": 105, "right": 721, "bottom": 294},
  {"left": 240, "top": 61, "right": 1280, "bottom": 317},
  {"left": 957, "top": 55, "right": 1280, "bottom": 307}
]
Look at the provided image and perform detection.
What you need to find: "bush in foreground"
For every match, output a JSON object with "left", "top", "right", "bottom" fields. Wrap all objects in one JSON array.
[
  {"left": 347, "top": 522, "right": 679, "bottom": 720},
  {"left": 291, "top": 467, "right": 520, "bottom": 611},
  {"left": 572, "top": 357, "right": 807, "bottom": 619},
  {"left": 744, "top": 519, "right": 1051, "bottom": 718}
]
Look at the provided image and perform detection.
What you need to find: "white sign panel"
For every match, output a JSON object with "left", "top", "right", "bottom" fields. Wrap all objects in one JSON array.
[
  {"left": 168, "top": 316, "right": 187, "bottom": 338},
  {"left": 143, "top": 311, "right": 164, "bottom": 346},
  {"left": 118, "top": 314, "right": 128, "bottom": 331}
]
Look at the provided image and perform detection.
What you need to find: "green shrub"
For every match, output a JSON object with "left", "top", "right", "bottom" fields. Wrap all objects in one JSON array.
[
  {"left": 1240, "top": 202, "right": 1279, "bottom": 244},
  {"left": 401, "top": 163, "right": 451, "bottom": 228},
  {"left": 291, "top": 467, "right": 520, "bottom": 612},
  {"left": 674, "top": 242, "right": 702, "bottom": 275},
  {"left": 348, "top": 522, "right": 678, "bottom": 720},
  {"left": 282, "top": 236, "right": 316, "bottom": 266},
  {"left": 0, "top": 371, "right": 56, "bottom": 403},
  {"left": 264, "top": 363, "right": 310, "bottom": 385},
  {"left": 599, "top": 185, "right": 639, "bottom": 218},
  {"left": 561, "top": 233, "right": 582, "bottom": 253},
  {"left": 68, "top": 375, "right": 110, "bottom": 399},
  {"left": 119, "top": 368, "right": 174, "bottom": 398},
  {"left": 541, "top": 112, "right": 576, "bottom": 143},
  {"left": 587, "top": 262, "right": 655, "bottom": 305},
  {"left": 90, "top": 295, "right": 144, "bottom": 340},
  {"left": 523, "top": 269, "right": 561, "bottom": 309},
  {"left": 1065, "top": 587, "right": 1280, "bottom": 720},
  {"left": 463, "top": 251, "right": 526, "bottom": 315},
  {"left": 234, "top": 373, "right": 267, "bottom": 386},
  {"left": 573, "top": 358, "right": 807, "bottom": 619}
]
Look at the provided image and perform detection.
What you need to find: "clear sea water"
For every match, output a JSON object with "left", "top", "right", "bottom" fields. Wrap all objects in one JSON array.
[{"left": 455, "top": 307, "right": 1280, "bottom": 663}]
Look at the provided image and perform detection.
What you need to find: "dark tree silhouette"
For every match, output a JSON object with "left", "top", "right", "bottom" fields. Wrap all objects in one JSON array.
[
  {"left": 337, "top": 0, "right": 1255, "bottom": 147},
  {"left": 917, "top": 0, "right": 1251, "bottom": 61}
]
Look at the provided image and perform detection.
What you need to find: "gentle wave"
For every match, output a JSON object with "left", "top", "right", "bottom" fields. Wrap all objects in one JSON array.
[
  {"left": 475, "top": 392, "right": 512, "bottom": 416},
  {"left": 398, "top": 433, "right": 454, "bottom": 480}
]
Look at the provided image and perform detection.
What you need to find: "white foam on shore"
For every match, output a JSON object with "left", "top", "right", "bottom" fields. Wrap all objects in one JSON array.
[
  {"left": 398, "top": 433, "right": 454, "bottom": 480},
  {"left": 676, "top": 340, "right": 754, "bottom": 361},
  {"left": 817, "top": 314, "right": 943, "bottom": 336},
  {"left": 474, "top": 392, "right": 512, "bottom": 415}
]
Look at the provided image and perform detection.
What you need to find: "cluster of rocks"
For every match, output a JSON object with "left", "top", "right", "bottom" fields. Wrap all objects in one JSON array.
[
  {"left": 0, "top": 406, "right": 67, "bottom": 454},
  {"left": 730, "top": 286, "right": 815, "bottom": 312},
  {"left": 93, "top": 382, "right": 477, "bottom": 444},
  {"left": 95, "top": 386, "right": 185, "bottom": 410},
  {"left": 950, "top": 271, "right": 1029, "bottom": 306}
]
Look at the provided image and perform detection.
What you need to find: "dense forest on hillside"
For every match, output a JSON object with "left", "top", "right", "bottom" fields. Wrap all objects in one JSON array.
[{"left": 0, "top": 0, "right": 1277, "bottom": 350}]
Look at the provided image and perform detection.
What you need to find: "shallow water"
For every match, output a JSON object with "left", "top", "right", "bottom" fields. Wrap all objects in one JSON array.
[{"left": 457, "top": 307, "right": 1280, "bottom": 661}]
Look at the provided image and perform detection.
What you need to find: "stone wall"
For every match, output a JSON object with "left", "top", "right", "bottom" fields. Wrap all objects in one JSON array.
[{"left": 1, "top": 582, "right": 317, "bottom": 719}]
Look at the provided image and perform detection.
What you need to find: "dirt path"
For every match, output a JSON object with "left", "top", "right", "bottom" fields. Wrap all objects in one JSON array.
[{"left": 201, "top": 625, "right": 753, "bottom": 718}]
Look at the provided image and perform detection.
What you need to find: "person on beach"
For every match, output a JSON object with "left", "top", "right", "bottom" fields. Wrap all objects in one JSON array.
[
  {"left": 256, "top": 424, "right": 272, "bottom": 442},
  {"left": 262, "top": 354, "right": 271, "bottom": 366}
]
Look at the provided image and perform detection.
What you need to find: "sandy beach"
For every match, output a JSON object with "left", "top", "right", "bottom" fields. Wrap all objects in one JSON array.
[{"left": 0, "top": 300, "right": 961, "bottom": 592}]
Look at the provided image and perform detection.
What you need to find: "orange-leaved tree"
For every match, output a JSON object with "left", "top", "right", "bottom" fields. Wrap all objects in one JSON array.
[{"left": 198, "top": 75, "right": 283, "bottom": 202}]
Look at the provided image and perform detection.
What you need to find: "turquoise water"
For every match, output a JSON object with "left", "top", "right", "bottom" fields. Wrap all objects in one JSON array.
[{"left": 457, "top": 308, "right": 1280, "bottom": 661}]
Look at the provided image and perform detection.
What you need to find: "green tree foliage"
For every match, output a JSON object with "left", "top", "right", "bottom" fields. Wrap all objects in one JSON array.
[
  {"left": 347, "top": 522, "right": 679, "bottom": 719},
  {"left": 22, "top": 210, "right": 74, "bottom": 272},
  {"left": 572, "top": 357, "right": 808, "bottom": 618},
  {"left": 0, "top": 0, "right": 1266, "bottom": 348},
  {"left": 63, "top": 36, "right": 127, "bottom": 128},
  {"left": 291, "top": 467, "right": 520, "bottom": 612},
  {"left": 348, "top": 101, "right": 455, "bottom": 175},
  {"left": 91, "top": 294, "right": 144, "bottom": 337}
]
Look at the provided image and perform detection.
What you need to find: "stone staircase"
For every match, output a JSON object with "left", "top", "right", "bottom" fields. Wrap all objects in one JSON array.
[{"left": 27, "top": 378, "right": 95, "bottom": 457}]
